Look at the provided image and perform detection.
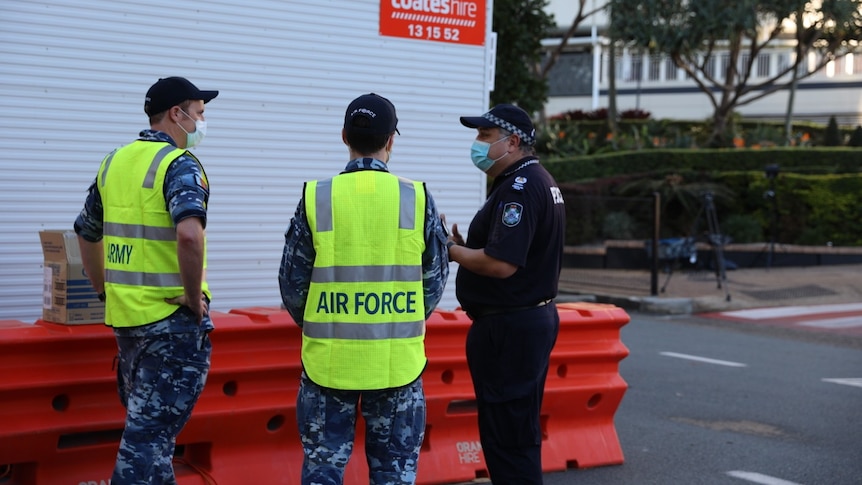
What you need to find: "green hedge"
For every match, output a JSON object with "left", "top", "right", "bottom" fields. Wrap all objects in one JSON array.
[
  {"left": 544, "top": 148, "right": 862, "bottom": 182},
  {"left": 549, "top": 148, "right": 862, "bottom": 246},
  {"left": 708, "top": 171, "right": 862, "bottom": 246},
  {"left": 536, "top": 118, "right": 856, "bottom": 156}
]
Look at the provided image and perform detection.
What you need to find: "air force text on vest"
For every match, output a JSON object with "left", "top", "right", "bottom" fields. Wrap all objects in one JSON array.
[
  {"left": 108, "top": 243, "right": 134, "bottom": 264},
  {"left": 316, "top": 291, "right": 418, "bottom": 315}
]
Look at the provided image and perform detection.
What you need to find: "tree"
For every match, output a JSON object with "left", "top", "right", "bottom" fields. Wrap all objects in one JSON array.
[
  {"left": 539, "top": 0, "right": 606, "bottom": 79},
  {"left": 608, "top": 0, "right": 862, "bottom": 147},
  {"left": 848, "top": 125, "right": 862, "bottom": 146},
  {"left": 537, "top": 1, "right": 605, "bottom": 126},
  {"left": 491, "top": 0, "right": 555, "bottom": 113},
  {"left": 823, "top": 115, "right": 844, "bottom": 145}
]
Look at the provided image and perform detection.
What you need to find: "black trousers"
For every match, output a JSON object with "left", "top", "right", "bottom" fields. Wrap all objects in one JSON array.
[{"left": 465, "top": 302, "right": 559, "bottom": 484}]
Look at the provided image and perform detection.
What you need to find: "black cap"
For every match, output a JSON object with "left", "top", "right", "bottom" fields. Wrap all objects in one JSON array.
[
  {"left": 460, "top": 104, "right": 536, "bottom": 146},
  {"left": 144, "top": 77, "right": 219, "bottom": 116},
  {"left": 344, "top": 93, "right": 400, "bottom": 136}
]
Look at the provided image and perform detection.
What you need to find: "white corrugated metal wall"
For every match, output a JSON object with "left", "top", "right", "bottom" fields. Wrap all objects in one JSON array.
[{"left": 0, "top": 0, "right": 494, "bottom": 322}]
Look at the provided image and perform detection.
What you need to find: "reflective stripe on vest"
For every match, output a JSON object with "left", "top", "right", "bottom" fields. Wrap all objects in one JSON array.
[
  {"left": 98, "top": 140, "right": 210, "bottom": 327},
  {"left": 312, "top": 178, "right": 418, "bottom": 231},
  {"left": 302, "top": 170, "right": 427, "bottom": 390},
  {"left": 310, "top": 265, "right": 421, "bottom": 283}
]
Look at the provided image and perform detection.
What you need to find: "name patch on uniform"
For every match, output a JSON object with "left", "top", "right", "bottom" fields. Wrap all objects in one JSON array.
[{"left": 502, "top": 202, "right": 523, "bottom": 227}]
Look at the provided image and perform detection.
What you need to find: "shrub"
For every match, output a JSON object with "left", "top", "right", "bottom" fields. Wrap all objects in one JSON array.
[
  {"left": 848, "top": 126, "right": 862, "bottom": 147},
  {"left": 721, "top": 214, "right": 763, "bottom": 243},
  {"left": 619, "top": 108, "right": 651, "bottom": 120},
  {"left": 602, "top": 211, "right": 638, "bottom": 239},
  {"left": 823, "top": 116, "right": 843, "bottom": 146},
  {"left": 535, "top": 116, "right": 852, "bottom": 156},
  {"left": 548, "top": 107, "right": 651, "bottom": 121}
]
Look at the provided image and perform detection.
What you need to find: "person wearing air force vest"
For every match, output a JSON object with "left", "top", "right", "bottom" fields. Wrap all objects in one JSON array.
[
  {"left": 279, "top": 93, "right": 449, "bottom": 484},
  {"left": 74, "top": 76, "right": 217, "bottom": 484}
]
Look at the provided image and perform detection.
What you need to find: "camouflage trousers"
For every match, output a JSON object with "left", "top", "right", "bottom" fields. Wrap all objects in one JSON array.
[
  {"left": 296, "top": 372, "right": 426, "bottom": 485},
  {"left": 111, "top": 311, "right": 211, "bottom": 485}
]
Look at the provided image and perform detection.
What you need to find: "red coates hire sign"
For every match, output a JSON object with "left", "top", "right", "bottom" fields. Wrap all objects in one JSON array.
[{"left": 380, "top": 0, "right": 487, "bottom": 46}]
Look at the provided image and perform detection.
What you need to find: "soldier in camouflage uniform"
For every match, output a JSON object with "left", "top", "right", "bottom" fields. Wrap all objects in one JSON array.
[
  {"left": 75, "top": 77, "right": 217, "bottom": 484},
  {"left": 279, "top": 93, "right": 449, "bottom": 485}
]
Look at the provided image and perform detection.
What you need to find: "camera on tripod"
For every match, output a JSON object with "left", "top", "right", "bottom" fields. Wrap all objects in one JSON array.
[
  {"left": 764, "top": 164, "right": 780, "bottom": 179},
  {"left": 764, "top": 164, "right": 779, "bottom": 200},
  {"left": 760, "top": 164, "right": 781, "bottom": 268}
]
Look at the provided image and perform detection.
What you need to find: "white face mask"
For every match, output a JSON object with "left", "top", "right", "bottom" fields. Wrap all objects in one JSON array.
[{"left": 178, "top": 109, "right": 207, "bottom": 148}]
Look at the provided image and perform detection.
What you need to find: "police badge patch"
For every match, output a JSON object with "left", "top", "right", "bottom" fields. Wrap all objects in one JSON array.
[
  {"left": 512, "top": 176, "right": 527, "bottom": 191},
  {"left": 502, "top": 202, "right": 523, "bottom": 227}
]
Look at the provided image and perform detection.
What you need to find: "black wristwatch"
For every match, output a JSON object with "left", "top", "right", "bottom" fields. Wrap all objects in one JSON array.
[{"left": 97, "top": 291, "right": 106, "bottom": 302}]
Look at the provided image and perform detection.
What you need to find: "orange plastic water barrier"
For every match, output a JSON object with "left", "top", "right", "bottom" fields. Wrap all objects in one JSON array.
[
  {"left": 0, "top": 302, "right": 629, "bottom": 484},
  {"left": 542, "top": 303, "right": 630, "bottom": 470},
  {"left": 0, "top": 319, "right": 125, "bottom": 484},
  {"left": 0, "top": 310, "right": 302, "bottom": 485},
  {"left": 412, "top": 303, "right": 630, "bottom": 483}
]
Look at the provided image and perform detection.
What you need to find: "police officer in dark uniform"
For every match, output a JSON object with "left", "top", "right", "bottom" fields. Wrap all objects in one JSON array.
[{"left": 446, "top": 104, "right": 565, "bottom": 484}]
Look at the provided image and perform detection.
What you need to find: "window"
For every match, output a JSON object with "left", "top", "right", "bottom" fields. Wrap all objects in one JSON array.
[
  {"left": 649, "top": 54, "right": 661, "bottom": 81},
  {"left": 704, "top": 56, "right": 716, "bottom": 78},
  {"left": 665, "top": 58, "right": 677, "bottom": 80},
  {"left": 756, "top": 53, "right": 770, "bottom": 77},
  {"left": 777, "top": 52, "right": 790, "bottom": 73},
  {"left": 629, "top": 54, "right": 643, "bottom": 82},
  {"left": 546, "top": 52, "right": 594, "bottom": 96},
  {"left": 739, "top": 53, "right": 751, "bottom": 74},
  {"left": 720, "top": 53, "right": 731, "bottom": 76}
]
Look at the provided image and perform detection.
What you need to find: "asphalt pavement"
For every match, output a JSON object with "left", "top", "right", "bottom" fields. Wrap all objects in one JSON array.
[
  {"left": 540, "top": 312, "right": 862, "bottom": 485},
  {"left": 557, "top": 263, "right": 862, "bottom": 315}
]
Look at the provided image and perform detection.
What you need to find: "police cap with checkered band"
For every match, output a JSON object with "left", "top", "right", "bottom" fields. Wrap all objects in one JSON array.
[{"left": 459, "top": 104, "right": 536, "bottom": 146}]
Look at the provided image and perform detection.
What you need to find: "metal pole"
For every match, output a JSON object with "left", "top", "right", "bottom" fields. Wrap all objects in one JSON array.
[
  {"left": 767, "top": 176, "right": 778, "bottom": 269},
  {"left": 591, "top": 24, "right": 600, "bottom": 110},
  {"left": 651, "top": 192, "right": 660, "bottom": 296}
]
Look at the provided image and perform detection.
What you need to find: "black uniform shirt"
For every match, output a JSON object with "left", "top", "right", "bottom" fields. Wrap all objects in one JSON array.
[{"left": 455, "top": 156, "right": 566, "bottom": 309}]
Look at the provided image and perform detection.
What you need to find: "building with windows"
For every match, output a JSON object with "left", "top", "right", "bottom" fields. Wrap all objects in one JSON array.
[{"left": 543, "top": 1, "right": 862, "bottom": 125}]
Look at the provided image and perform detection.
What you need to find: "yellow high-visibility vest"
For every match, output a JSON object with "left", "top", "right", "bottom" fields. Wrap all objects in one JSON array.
[
  {"left": 97, "top": 140, "right": 210, "bottom": 327},
  {"left": 303, "top": 170, "right": 426, "bottom": 390}
]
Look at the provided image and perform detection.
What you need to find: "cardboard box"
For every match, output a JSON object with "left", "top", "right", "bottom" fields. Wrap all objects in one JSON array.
[{"left": 40, "top": 230, "right": 105, "bottom": 324}]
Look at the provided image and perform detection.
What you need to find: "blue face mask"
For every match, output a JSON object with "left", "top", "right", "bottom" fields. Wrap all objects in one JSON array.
[{"left": 470, "top": 136, "right": 510, "bottom": 172}]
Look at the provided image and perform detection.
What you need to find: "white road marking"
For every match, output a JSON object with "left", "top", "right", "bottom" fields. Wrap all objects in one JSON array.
[
  {"left": 822, "top": 378, "right": 862, "bottom": 389},
  {"left": 660, "top": 352, "right": 747, "bottom": 367},
  {"left": 796, "top": 315, "right": 862, "bottom": 329},
  {"left": 726, "top": 470, "right": 803, "bottom": 485},
  {"left": 720, "top": 303, "right": 862, "bottom": 320}
]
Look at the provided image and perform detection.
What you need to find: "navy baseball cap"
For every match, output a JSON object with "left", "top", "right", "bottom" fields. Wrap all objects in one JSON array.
[
  {"left": 460, "top": 104, "right": 536, "bottom": 146},
  {"left": 344, "top": 93, "right": 400, "bottom": 136},
  {"left": 144, "top": 77, "right": 219, "bottom": 116}
]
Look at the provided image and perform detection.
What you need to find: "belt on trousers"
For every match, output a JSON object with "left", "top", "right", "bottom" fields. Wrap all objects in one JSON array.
[{"left": 465, "top": 299, "right": 553, "bottom": 319}]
